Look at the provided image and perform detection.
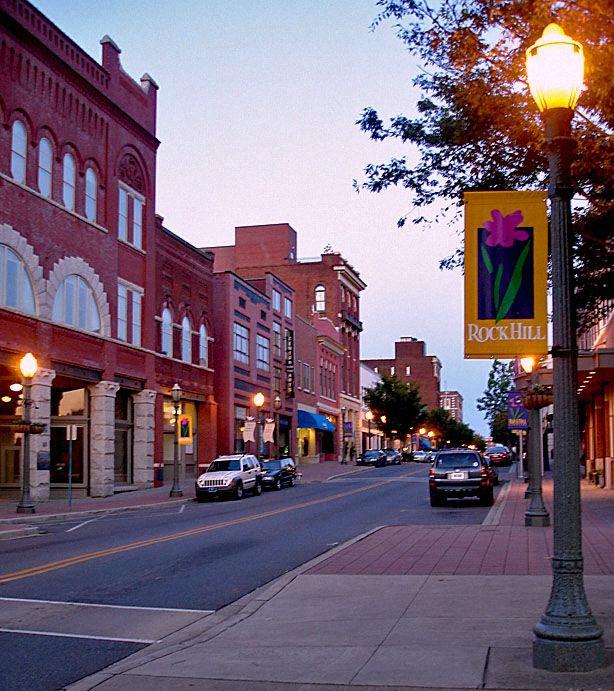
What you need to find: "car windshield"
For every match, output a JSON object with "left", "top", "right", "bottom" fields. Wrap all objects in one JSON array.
[
  {"left": 207, "top": 459, "right": 241, "bottom": 472},
  {"left": 486, "top": 447, "right": 507, "bottom": 454},
  {"left": 436, "top": 453, "right": 480, "bottom": 468},
  {"left": 363, "top": 451, "right": 379, "bottom": 458},
  {"left": 262, "top": 460, "right": 281, "bottom": 470}
]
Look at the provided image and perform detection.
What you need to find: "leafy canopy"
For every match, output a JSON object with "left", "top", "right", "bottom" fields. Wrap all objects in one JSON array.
[
  {"left": 476, "top": 359, "right": 515, "bottom": 441},
  {"left": 363, "top": 374, "right": 426, "bottom": 440},
  {"left": 356, "top": 0, "right": 613, "bottom": 330}
]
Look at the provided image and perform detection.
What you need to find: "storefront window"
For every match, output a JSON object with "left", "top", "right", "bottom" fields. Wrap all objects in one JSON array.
[
  {"left": 234, "top": 405, "right": 247, "bottom": 453},
  {"left": 50, "top": 387, "right": 88, "bottom": 487},
  {"left": 51, "top": 388, "right": 86, "bottom": 416},
  {"left": 114, "top": 389, "right": 133, "bottom": 484}
]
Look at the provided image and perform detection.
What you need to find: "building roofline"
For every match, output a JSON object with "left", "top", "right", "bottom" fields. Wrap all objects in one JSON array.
[{"left": 159, "top": 224, "right": 214, "bottom": 262}]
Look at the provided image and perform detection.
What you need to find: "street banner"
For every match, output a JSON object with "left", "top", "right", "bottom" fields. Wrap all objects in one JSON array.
[
  {"left": 242, "top": 419, "right": 256, "bottom": 443},
  {"left": 464, "top": 191, "right": 548, "bottom": 359},
  {"left": 285, "top": 328, "right": 295, "bottom": 398},
  {"left": 343, "top": 421, "right": 353, "bottom": 438},
  {"left": 178, "top": 413, "right": 193, "bottom": 446},
  {"left": 507, "top": 391, "right": 529, "bottom": 431},
  {"left": 263, "top": 419, "right": 275, "bottom": 444}
]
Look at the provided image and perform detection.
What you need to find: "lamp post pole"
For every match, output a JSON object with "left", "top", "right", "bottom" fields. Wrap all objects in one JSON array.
[
  {"left": 525, "top": 406, "right": 550, "bottom": 527},
  {"left": 16, "top": 353, "right": 38, "bottom": 514},
  {"left": 274, "top": 394, "right": 282, "bottom": 458},
  {"left": 526, "top": 24, "right": 604, "bottom": 672},
  {"left": 169, "top": 383, "right": 183, "bottom": 498},
  {"left": 253, "top": 392, "right": 265, "bottom": 460}
]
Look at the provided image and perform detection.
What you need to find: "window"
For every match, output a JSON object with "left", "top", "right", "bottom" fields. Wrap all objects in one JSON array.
[
  {"left": 0, "top": 245, "right": 35, "bottom": 313},
  {"left": 181, "top": 316, "right": 192, "bottom": 363},
  {"left": 199, "top": 324, "right": 208, "bottom": 366},
  {"left": 314, "top": 285, "right": 326, "bottom": 312},
  {"left": 256, "top": 334, "right": 270, "bottom": 371},
  {"left": 273, "top": 322, "right": 282, "bottom": 357},
  {"left": 52, "top": 275, "right": 100, "bottom": 333},
  {"left": 234, "top": 406, "right": 247, "bottom": 453},
  {"left": 284, "top": 297, "right": 292, "bottom": 319},
  {"left": 274, "top": 366, "right": 282, "bottom": 393},
  {"left": 272, "top": 289, "right": 281, "bottom": 311},
  {"left": 303, "top": 362, "right": 310, "bottom": 392},
  {"left": 373, "top": 367, "right": 378, "bottom": 373},
  {"left": 11, "top": 121, "right": 27, "bottom": 183},
  {"left": 118, "top": 186, "right": 144, "bottom": 249},
  {"left": 233, "top": 322, "right": 249, "bottom": 364},
  {"left": 38, "top": 138, "right": 52, "bottom": 197},
  {"left": 117, "top": 283, "right": 142, "bottom": 346},
  {"left": 161, "top": 308, "right": 173, "bottom": 356},
  {"left": 132, "top": 291, "right": 142, "bottom": 347},
  {"left": 117, "top": 284, "right": 128, "bottom": 341},
  {"left": 62, "top": 153, "right": 76, "bottom": 210},
  {"left": 133, "top": 197, "right": 143, "bottom": 248},
  {"left": 297, "top": 360, "right": 302, "bottom": 389},
  {"left": 85, "top": 168, "right": 97, "bottom": 222},
  {"left": 118, "top": 188, "right": 128, "bottom": 241},
  {"left": 310, "top": 366, "right": 315, "bottom": 393},
  {"left": 405, "top": 365, "right": 411, "bottom": 376},
  {"left": 391, "top": 366, "right": 395, "bottom": 376}
]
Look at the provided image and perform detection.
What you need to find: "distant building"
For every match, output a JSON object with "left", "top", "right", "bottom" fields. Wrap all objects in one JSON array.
[
  {"left": 439, "top": 390, "right": 464, "bottom": 422},
  {"left": 361, "top": 363, "right": 383, "bottom": 451},
  {"left": 362, "top": 337, "right": 442, "bottom": 409}
]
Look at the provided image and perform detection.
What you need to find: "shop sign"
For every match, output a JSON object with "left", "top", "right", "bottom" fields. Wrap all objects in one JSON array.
[
  {"left": 285, "top": 328, "right": 295, "bottom": 398},
  {"left": 507, "top": 391, "right": 528, "bottom": 430},
  {"left": 178, "top": 413, "right": 193, "bottom": 446},
  {"left": 242, "top": 419, "right": 256, "bottom": 443},
  {"left": 464, "top": 191, "right": 548, "bottom": 359}
]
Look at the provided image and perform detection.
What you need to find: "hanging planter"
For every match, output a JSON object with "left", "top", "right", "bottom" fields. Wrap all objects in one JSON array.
[{"left": 521, "top": 386, "right": 553, "bottom": 410}]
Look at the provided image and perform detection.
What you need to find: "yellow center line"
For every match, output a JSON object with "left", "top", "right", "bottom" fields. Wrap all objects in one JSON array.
[{"left": 0, "top": 479, "right": 394, "bottom": 584}]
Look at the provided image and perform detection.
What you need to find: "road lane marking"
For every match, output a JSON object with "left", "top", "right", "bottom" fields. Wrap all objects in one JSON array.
[
  {"left": 0, "top": 628, "right": 155, "bottom": 644},
  {"left": 178, "top": 504, "right": 185, "bottom": 514},
  {"left": 0, "top": 597, "right": 213, "bottom": 614},
  {"left": 0, "top": 480, "right": 392, "bottom": 584},
  {"left": 65, "top": 518, "right": 100, "bottom": 533}
]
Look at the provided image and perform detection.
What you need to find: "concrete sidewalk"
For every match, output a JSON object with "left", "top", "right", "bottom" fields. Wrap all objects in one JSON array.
[{"left": 68, "top": 478, "right": 614, "bottom": 690}]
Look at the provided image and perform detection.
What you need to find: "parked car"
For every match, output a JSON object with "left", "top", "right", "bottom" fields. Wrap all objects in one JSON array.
[
  {"left": 429, "top": 449, "right": 495, "bottom": 507},
  {"left": 384, "top": 448, "right": 402, "bottom": 465},
  {"left": 195, "top": 454, "right": 262, "bottom": 501},
  {"left": 484, "top": 445, "right": 512, "bottom": 466},
  {"left": 357, "top": 450, "right": 387, "bottom": 467},
  {"left": 260, "top": 458, "right": 297, "bottom": 490},
  {"left": 413, "top": 451, "right": 430, "bottom": 463}
]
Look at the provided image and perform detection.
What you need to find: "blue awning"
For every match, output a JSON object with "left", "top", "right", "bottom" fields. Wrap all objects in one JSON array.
[{"left": 297, "top": 410, "right": 336, "bottom": 432}]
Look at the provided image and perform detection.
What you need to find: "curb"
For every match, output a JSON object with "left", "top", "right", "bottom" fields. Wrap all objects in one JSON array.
[
  {"left": 0, "top": 496, "right": 191, "bottom": 527},
  {"left": 0, "top": 526, "right": 40, "bottom": 540},
  {"left": 66, "top": 524, "right": 385, "bottom": 690},
  {"left": 481, "top": 478, "right": 513, "bottom": 527}
]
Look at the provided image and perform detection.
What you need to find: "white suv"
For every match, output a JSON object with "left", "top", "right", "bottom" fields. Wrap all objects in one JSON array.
[{"left": 195, "top": 454, "right": 262, "bottom": 502}]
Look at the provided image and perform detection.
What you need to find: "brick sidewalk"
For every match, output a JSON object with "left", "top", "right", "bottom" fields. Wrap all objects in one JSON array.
[{"left": 309, "top": 479, "right": 614, "bottom": 577}]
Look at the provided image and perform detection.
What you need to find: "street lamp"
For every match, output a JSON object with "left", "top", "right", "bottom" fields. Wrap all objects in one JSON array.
[
  {"left": 169, "top": 383, "right": 183, "bottom": 497},
  {"left": 273, "top": 394, "right": 282, "bottom": 458},
  {"left": 520, "top": 357, "right": 550, "bottom": 528},
  {"left": 365, "top": 410, "right": 373, "bottom": 450},
  {"left": 418, "top": 427, "right": 426, "bottom": 435},
  {"left": 380, "top": 415, "right": 387, "bottom": 448},
  {"left": 526, "top": 24, "right": 604, "bottom": 672},
  {"left": 16, "top": 352, "right": 38, "bottom": 514},
  {"left": 253, "top": 392, "right": 265, "bottom": 460}
]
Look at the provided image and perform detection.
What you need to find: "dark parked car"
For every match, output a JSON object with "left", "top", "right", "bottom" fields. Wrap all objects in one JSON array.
[
  {"left": 484, "top": 445, "right": 512, "bottom": 466},
  {"left": 260, "top": 458, "right": 297, "bottom": 490},
  {"left": 429, "top": 449, "right": 495, "bottom": 507},
  {"left": 384, "top": 449, "right": 402, "bottom": 465},
  {"left": 357, "top": 450, "right": 386, "bottom": 467}
]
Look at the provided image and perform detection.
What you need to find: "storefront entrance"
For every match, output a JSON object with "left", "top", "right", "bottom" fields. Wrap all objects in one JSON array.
[{"left": 50, "top": 386, "right": 89, "bottom": 493}]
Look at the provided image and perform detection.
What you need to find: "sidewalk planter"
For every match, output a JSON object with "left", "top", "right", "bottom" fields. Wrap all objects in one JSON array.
[{"left": 521, "top": 386, "right": 553, "bottom": 410}]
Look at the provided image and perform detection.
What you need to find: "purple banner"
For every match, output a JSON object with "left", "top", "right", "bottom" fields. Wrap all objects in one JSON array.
[{"left": 507, "top": 391, "right": 528, "bottom": 430}]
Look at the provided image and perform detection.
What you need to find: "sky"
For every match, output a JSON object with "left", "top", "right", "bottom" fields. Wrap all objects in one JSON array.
[{"left": 34, "top": 0, "right": 493, "bottom": 434}]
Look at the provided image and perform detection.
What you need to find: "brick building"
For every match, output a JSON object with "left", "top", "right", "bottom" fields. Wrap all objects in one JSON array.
[
  {"left": 205, "top": 223, "right": 365, "bottom": 458},
  {"left": 0, "top": 1, "right": 215, "bottom": 499},
  {"left": 439, "top": 390, "right": 464, "bottom": 422},
  {"left": 362, "top": 336, "right": 442, "bottom": 410}
]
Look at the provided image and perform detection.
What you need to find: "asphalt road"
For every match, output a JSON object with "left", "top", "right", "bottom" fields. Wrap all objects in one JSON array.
[{"left": 0, "top": 463, "right": 508, "bottom": 690}]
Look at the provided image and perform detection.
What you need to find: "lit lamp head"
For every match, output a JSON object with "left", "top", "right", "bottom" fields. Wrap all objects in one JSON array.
[
  {"left": 273, "top": 394, "right": 282, "bottom": 410},
  {"left": 380, "top": 415, "right": 387, "bottom": 425},
  {"left": 253, "top": 392, "right": 265, "bottom": 408},
  {"left": 419, "top": 427, "right": 426, "bottom": 435},
  {"left": 19, "top": 353, "right": 38, "bottom": 380},
  {"left": 427, "top": 431, "right": 434, "bottom": 438},
  {"left": 526, "top": 23, "right": 584, "bottom": 113},
  {"left": 171, "top": 383, "right": 182, "bottom": 405},
  {"left": 365, "top": 410, "right": 374, "bottom": 421},
  {"left": 520, "top": 356, "right": 536, "bottom": 374}
]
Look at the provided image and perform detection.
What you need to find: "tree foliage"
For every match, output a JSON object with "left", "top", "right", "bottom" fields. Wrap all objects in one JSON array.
[
  {"left": 424, "top": 407, "right": 481, "bottom": 447},
  {"left": 356, "top": 0, "right": 613, "bottom": 330},
  {"left": 363, "top": 374, "right": 426, "bottom": 441},
  {"left": 476, "top": 359, "right": 515, "bottom": 438}
]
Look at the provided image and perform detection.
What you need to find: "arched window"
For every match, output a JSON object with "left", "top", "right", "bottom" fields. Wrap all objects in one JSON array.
[
  {"left": 314, "top": 284, "right": 326, "bottom": 312},
  {"left": 52, "top": 274, "right": 100, "bottom": 333},
  {"left": 85, "top": 168, "right": 97, "bottom": 221},
  {"left": 11, "top": 121, "right": 27, "bottom": 183},
  {"left": 181, "top": 316, "right": 192, "bottom": 363},
  {"left": 161, "top": 308, "right": 173, "bottom": 356},
  {"left": 0, "top": 245, "right": 35, "bottom": 313},
  {"left": 199, "top": 324, "right": 208, "bottom": 367},
  {"left": 38, "top": 138, "right": 52, "bottom": 197},
  {"left": 62, "top": 153, "right": 76, "bottom": 210}
]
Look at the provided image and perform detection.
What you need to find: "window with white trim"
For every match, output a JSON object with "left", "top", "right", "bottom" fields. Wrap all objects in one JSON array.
[
  {"left": 0, "top": 245, "right": 35, "bottom": 314},
  {"left": 131, "top": 290, "right": 142, "bottom": 347},
  {"left": 256, "top": 334, "right": 270, "bottom": 371},
  {"left": 405, "top": 365, "right": 411, "bottom": 376},
  {"left": 284, "top": 297, "right": 292, "bottom": 319},
  {"left": 118, "top": 185, "right": 144, "bottom": 249},
  {"left": 199, "top": 324, "right": 208, "bottom": 367},
  {"left": 390, "top": 366, "right": 395, "bottom": 376},
  {"left": 85, "top": 168, "right": 97, "bottom": 222},
  {"left": 314, "top": 284, "right": 326, "bottom": 312},
  {"left": 38, "top": 137, "right": 52, "bottom": 197},
  {"left": 117, "top": 284, "right": 128, "bottom": 341},
  {"left": 63, "top": 153, "right": 76, "bottom": 210},
  {"left": 181, "top": 316, "right": 192, "bottom": 363},
  {"left": 272, "top": 322, "right": 282, "bottom": 357},
  {"left": 272, "top": 289, "right": 281, "bottom": 311},
  {"left": 117, "top": 283, "right": 143, "bottom": 346},
  {"left": 11, "top": 121, "right": 27, "bottom": 183},
  {"left": 52, "top": 275, "right": 100, "bottom": 333},
  {"left": 161, "top": 308, "right": 173, "bottom": 356},
  {"left": 233, "top": 322, "right": 249, "bottom": 364}
]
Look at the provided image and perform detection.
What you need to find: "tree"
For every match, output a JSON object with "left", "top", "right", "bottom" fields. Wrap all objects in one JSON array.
[
  {"left": 423, "top": 407, "right": 480, "bottom": 448},
  {"left": 356, "top": 0, "right": 613, "bottom": 330},
  {"left": 363, "top": 374, "right": 426, "bottom": 443},
  {"left": 476, "top": 359, "right": 515, "bottom": 438},
  {"left": 491, "top": 410, "right": 515, "bottom": 447}
]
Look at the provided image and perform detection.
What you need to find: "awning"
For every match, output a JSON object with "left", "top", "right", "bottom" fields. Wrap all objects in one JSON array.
[{"left": 297, "top": 410, "right": 336, "bottom": 432}]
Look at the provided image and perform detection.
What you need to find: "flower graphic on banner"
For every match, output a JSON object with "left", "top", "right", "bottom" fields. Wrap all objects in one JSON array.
[{"left": 479, "top": 209, "right": 533, "bottom": 323}]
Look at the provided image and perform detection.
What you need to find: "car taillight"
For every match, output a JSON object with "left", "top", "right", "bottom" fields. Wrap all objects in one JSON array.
[
  {"left": 481, "top": 465, "right": 488, "bottom": 477},
  {"left": 429, "top": 467, "right": 435, "bottom": 478}
]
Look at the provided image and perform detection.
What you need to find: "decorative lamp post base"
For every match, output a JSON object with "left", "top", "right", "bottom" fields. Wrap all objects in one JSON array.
[
  {"left": 525, "top": 512, "right": 550, "bottom": 527},
  {"left": 524, "top": 488, "right": 531, "bottom": 498},
  {"left": 169, "top": 488, "right": 183, "bottom": 498},
  {"left": 16, "top": 504, "right": 35, "bottom": 514},
  {"left": 533, "top": 636, "right": 605, "bottom": 672}
]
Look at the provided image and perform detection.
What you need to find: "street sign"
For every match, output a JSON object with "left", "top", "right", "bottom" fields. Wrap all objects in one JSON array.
[
  {"left": 464, "top": 191, "right": 548, "bottom": 359},
  {"left": 66, "top": 425, "right": 77, "bottom": 441}
]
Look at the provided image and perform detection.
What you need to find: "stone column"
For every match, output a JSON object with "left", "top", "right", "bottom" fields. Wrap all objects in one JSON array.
[
  {"left": 133, "top": 389, "right": 156, "bottom": 487},
  {"left": 89, "top": 381, "right": 119, "bottom": 497},
  {"left": 29, "top": 368, "right": 56, "bottom": 501}
]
